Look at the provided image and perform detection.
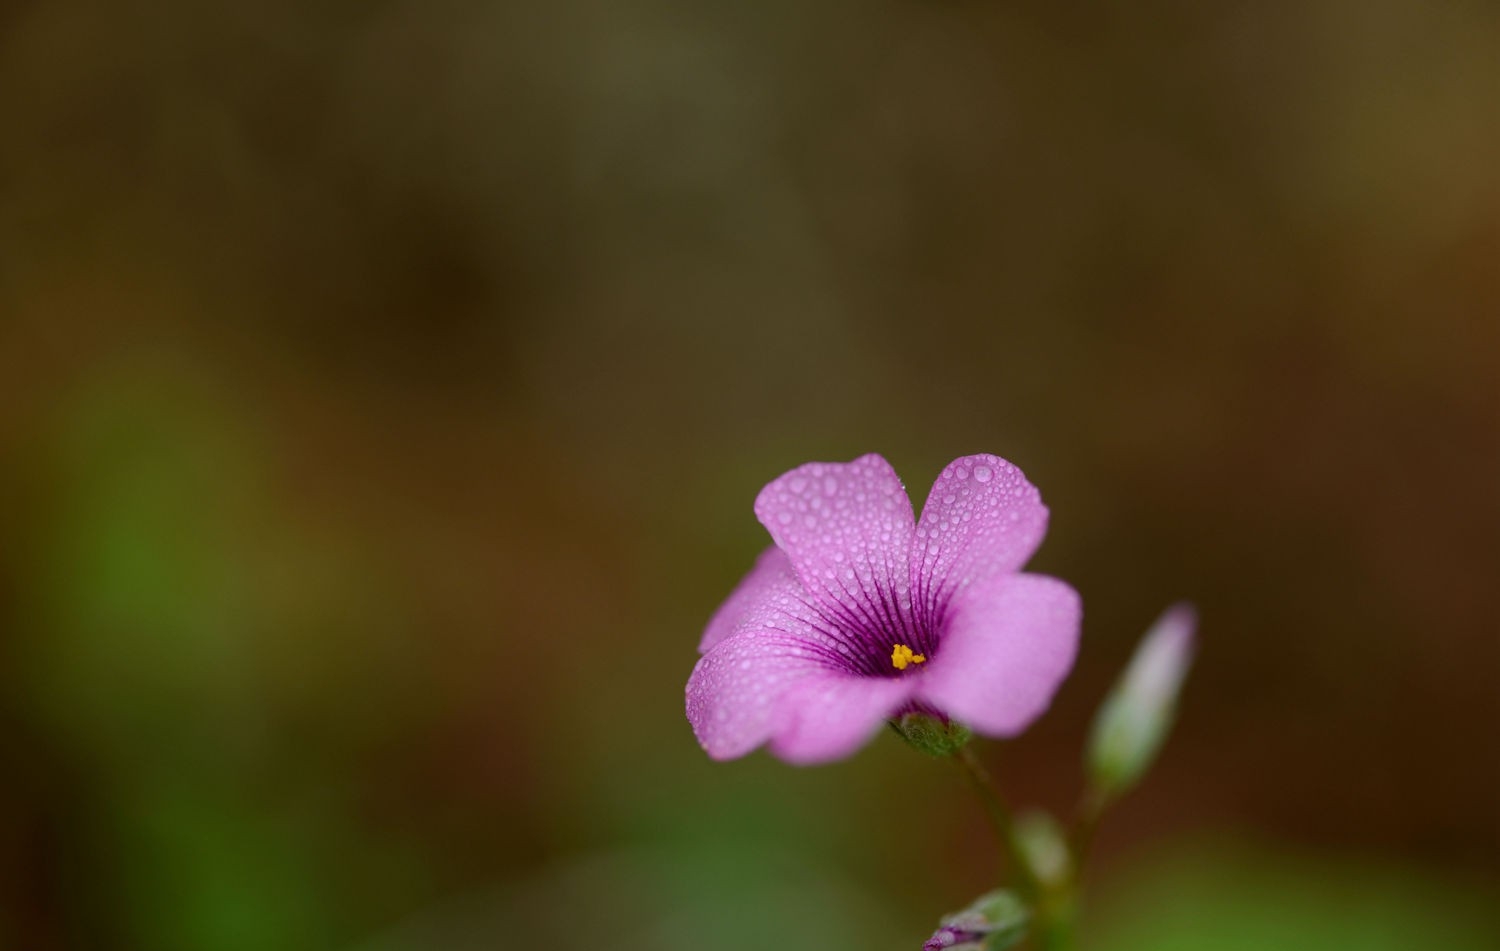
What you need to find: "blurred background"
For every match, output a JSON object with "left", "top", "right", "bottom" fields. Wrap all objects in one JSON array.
[{"left": 2, "top": 1, "right": 1497, "bottom": 948}]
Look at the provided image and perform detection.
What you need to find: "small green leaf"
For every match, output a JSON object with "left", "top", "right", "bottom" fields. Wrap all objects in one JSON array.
[{"left": 1087, "top": 603, "right": 1198, "bottom": 797}]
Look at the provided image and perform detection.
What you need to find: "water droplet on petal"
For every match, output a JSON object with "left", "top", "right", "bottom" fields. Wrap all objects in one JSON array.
[{"left": 974, "top": 465, "right": 993, "bottom": 483}]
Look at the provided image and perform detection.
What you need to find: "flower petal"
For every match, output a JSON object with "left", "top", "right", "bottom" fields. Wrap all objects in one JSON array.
[
  {"left": 754, "top": 454, "right": 918, "bottom": 661},
  {"left": 912, "top": 454, "right": 1049, "bottom": 623},
  {"left": 699, "top": 546, "right": 800, "bottom": 653},
  {"left": 686, "top": 631, "right": 844, "bottom": 761},
  {"left": 768, "top": 673, "right": 915, "bottom": 764},
  {"left": 916, "top": 573, "right": 1080, "bottom": 736}
]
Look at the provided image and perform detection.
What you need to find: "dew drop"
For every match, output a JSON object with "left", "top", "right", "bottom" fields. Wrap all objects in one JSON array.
[
  {"left": 823, "top": 475, "right": 839, "bottom": 496},
  {"left": 973, "top": 465, "right": 993, "bottom": 483}
]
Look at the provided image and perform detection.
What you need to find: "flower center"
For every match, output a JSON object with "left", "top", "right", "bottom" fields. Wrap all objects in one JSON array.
[{"left": 890, "top": 643, "right": 926, "bottom": 671}]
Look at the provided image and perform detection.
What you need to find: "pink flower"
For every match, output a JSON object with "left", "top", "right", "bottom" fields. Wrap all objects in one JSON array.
[{"left": 686, "top": 453, "right": 1081, "bottom": 764}]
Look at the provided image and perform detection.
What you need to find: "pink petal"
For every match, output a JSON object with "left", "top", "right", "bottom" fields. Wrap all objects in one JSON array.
[
  {"left": 916, "top": 573, "right": 1080, "bottom": 736},
  {"left": 753, "top": 454, "right": 917, "bottom": 648},
  {"left": 699, "top": 547, "right": 801, "bottom": 653},
  {"left": 912, "top": 454, "right": 1049, "bottom": 621},
  {"left": 686, "top": 631, "right": 846, "bottom": 761},
  {"left": 768, "top": 673, "right": 915, "bottom": 765}
]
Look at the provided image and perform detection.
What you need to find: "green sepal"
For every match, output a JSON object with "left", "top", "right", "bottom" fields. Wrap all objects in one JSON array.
[{"left": 890, "top": 712, "right": 971, "bottom": 757}]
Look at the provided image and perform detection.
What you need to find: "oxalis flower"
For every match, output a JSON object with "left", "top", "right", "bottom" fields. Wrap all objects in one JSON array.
[{"left": 686, "top": 453, "right": 1081, "bottom": 764}]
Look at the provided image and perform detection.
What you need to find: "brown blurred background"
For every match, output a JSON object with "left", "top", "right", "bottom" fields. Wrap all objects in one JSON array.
[{"left": 2, "top": 1, "right": 1497, "bottom": 949}]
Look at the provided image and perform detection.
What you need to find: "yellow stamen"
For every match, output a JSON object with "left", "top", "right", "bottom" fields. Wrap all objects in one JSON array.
[{"left": 891, "top": 643, "right": 926, "bottom": 671}]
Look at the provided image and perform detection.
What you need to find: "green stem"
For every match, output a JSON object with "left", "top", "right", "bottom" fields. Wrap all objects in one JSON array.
[
  {"left": 1068, "top": 786, "right": 1110, "bottom": 881},
  {"left": 953, "top": 746, "right": 1040, "bottom": 902},
  {"left": 1033, "top": 898, "right": 1076, "bottom": 951},
  {"left": 952, "top": 748, "right": 1107, "bottom": 951},
  {"left": 1029, "top": 785, "right": 1115, "bottom": 951}
]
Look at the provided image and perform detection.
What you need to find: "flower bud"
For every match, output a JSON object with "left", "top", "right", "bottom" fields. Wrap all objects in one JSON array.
[
  {"left": 1086, "top": 603, "right": 1197, "bottom": 797},
  {"left": 1014, "top": 811, "right": 1072, "bottom": 890},
  {"left": 922, "top": 889, "right": 1028, "bottom": 951}
]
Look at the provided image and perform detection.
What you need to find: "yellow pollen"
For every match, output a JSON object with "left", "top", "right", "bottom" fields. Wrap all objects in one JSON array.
[{"left": 891, "top": 644, "right": 926, "bottom": 671}]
